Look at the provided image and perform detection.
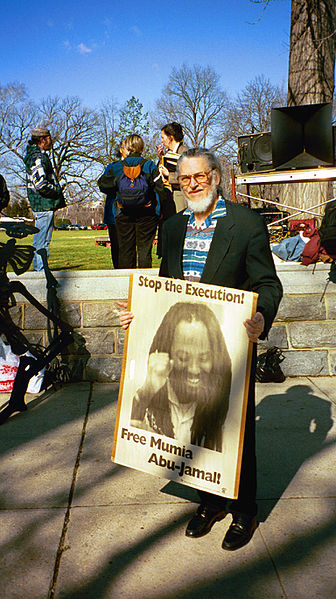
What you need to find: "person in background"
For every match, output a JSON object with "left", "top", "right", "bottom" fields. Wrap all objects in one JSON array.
[
  {"left": 157, "top": 122, "right": 189, "bottom": 213},
  {"left": 98, "top": 134, "right": 164, "bottom": 269},
  {"left": 0, "top": 174, "right": 10, "bottom": 211},
  {"left": 99, "top": 143, "right": 129, "bottom": 269},
  {"left": 23, "top": 128, "right": 65, "bottom": 271}
]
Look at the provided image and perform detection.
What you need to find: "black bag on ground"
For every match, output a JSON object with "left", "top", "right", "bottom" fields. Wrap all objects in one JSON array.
[
  {"left": 319, "top": 199, "right": 336, "bottom": 256},
  {"left": 255, "top": 347, "right": 286, "bottom": 383}
]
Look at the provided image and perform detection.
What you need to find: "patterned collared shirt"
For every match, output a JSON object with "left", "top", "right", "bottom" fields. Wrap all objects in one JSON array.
[{"left": 182, "top": 196, "right": 227, "bottom": 282}]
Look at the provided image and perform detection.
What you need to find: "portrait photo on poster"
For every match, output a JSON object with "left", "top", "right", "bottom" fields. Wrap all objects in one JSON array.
[
  {"left": 112, "top": 274, "right": 257, "bottom": 499},
  {"left": 130, "top": 301, "right": 232, "bottom": 452}
]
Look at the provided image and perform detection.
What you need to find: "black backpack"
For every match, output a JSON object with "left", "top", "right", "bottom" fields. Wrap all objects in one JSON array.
[
  {"left": 319, "top": 199, "right": 336, "bottom": 256},
  {"left": 116, "top": 159, "right": 151, "bottom": 210}
]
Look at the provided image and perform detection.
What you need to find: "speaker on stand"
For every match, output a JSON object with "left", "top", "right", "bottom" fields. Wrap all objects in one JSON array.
[{"left": 237, "top": 132, "right": 272, "bottom": 173}]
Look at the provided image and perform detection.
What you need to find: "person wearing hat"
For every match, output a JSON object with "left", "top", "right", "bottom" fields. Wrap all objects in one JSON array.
[{"left": 23, "top": 127, "right": 65, "bottom": 271}]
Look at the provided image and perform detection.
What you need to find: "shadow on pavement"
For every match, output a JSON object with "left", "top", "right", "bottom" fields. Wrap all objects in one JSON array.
[{"left": 256, "top": 384, "right": 334, "bottom": 521}]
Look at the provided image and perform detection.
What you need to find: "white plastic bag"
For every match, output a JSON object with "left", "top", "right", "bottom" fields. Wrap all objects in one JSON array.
[
  {"left": 0, "top": 338, "right": 45, "bottom": 393},
  {"left": 0, "top": 338, "right": 19, "bottom": 392}
]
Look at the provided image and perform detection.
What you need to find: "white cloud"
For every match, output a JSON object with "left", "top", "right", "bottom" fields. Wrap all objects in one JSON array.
[{"left": 77, "top": 43, "right": 92, "bottom": 55}]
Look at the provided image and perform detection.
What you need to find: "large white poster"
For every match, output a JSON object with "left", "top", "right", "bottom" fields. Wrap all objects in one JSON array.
[{"left": 112, "top": 274, "right": 257, "bottom": 498}]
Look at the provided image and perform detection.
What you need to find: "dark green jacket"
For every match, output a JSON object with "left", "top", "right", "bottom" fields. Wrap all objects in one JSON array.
[{"left": 23, "top": 143, "right": 65, "bottom": 212}]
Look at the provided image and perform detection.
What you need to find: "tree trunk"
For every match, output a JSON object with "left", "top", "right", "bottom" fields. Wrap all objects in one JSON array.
[
  {"left": 280, "top": 0, "right": 336, "bottom": 217},
  {"left": 288, "top": 0, "right": 335, "bottom": 105}
]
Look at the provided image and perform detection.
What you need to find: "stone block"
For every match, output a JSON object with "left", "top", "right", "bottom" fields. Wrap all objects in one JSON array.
[
  {"left": 81, "top": 329, "right": 116, "bottom": 354},
  {"left": 63, "top": 331, "right": 90, "bottom": 356},
  {"left": 24, "top": 330, "right": 45, "bottom": 348},
  {"left": 8, "top": 304, "right": 23, "bottom": 327},
  {"left": 60, "top": 353, "right": 90, "bottom": 382},
  {"left": 288, "top": 322, "right": 336, "bottom": 348},
  {"left": 325, "top": 294, "right": 336, "bottom": 319},
  {"left": 82, "top": 301, "right": 120, "bottom": 327},
  {"left": 281, "top": 350, "right": 329, "bottom": 376},
  {"left": 328, "top": 350, "right": 336, "bottom": 376},
  {"left": 58, "top": 300, "right": 81, "bottom": 328},
  {"left": 258, "top": 324, "right": 288, "bottom": 349},
  {"left": 276, "top": 295, "right": 326, "bottom": 321},
  {"left": 117, "top": 328, "right": 125, "bottom": 354},
  {"left": 85, "top": 356, "right": 122, "bottom": 381},
  {"left": 23, "top": 303, "right": 48, "bottom": 329}
]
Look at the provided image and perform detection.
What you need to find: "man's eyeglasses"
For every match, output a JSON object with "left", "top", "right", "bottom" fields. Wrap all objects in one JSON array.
[{"left": 178, "top": 170, "right": 213, "bottom": 188}]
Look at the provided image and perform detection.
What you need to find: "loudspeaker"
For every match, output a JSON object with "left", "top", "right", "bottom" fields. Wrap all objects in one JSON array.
[
  {"left": 238, "top": 132, "right": 272, "bottom": 173},
  {"left": 271, "top": 102, "right": 333, "bottom": 170}
]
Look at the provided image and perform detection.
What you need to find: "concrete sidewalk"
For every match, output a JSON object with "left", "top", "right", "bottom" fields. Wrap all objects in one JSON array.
[{"left": 0, "top": 377, "right": 335, "bottom": 599}]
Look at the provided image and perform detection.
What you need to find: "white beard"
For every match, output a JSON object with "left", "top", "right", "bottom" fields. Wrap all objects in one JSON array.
[{"left": 184, "top": 177, "right": 218, "bottom": 214}]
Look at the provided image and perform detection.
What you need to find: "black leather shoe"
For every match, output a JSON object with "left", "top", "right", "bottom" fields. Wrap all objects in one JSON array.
[
  {"left": 186, "top": 504, "right": 227, "bottom": 538},
  {"left": 222, "top": 514, "right": 258, "bottom": 551}
]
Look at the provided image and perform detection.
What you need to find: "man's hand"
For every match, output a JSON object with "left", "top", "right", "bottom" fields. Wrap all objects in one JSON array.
[
  {"left": 116, "top": 301, "right": 134, "bottom": 330},
  {"left": 244, "top": 312, "right": 265, "bottom": 343}
]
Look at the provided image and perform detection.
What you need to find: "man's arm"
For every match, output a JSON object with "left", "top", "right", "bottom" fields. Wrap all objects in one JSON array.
[
  {"left": 30, "top": 156, "right": 63, "bottom": 200},
  {"left": 245, "top": 214, "right": 283, "bottom": 339},
  {"left": 97, "top": 163, "right": 118, "bottom": 195}
]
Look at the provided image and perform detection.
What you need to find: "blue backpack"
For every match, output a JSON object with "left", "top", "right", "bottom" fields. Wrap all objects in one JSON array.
[{"left": 117, "top": 159, "right": 151, "bottom": 210}]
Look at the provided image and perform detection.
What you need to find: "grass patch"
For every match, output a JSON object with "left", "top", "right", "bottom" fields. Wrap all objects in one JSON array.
[{"left": 0, "top": 229, "right": 162, "bottom": 271}]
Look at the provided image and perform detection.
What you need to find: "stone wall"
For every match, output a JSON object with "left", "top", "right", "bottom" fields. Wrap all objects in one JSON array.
[
  {"left": 258, "top": 260, "right": 336, "bottom": 376},
  {"left": 8, "top": 262, "right": 336, "bottom": 380}
]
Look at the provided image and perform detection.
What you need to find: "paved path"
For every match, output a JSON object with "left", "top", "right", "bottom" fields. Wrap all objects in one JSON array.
[{"left": 0, "top": 377, "right": 335, "bottom": 599}]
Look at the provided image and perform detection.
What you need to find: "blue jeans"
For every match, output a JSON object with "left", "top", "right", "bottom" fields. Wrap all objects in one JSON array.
[{"left": 32, "top": 211, "right": 54, "bottom": 271}]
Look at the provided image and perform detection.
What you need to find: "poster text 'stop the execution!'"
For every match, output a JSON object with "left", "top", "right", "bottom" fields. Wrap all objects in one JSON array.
[{"left": 137, "top": 275, "right": 253, "bottom": 306}]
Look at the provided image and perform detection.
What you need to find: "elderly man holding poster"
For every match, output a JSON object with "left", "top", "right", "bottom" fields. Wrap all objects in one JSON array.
[{"left": 120, "top": 147, "right": 282, "bottom": 551}]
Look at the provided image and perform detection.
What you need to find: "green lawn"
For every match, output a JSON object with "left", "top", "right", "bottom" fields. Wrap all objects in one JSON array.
[{"left": 0, "top": 229, "right": 162, "bottom": 271}]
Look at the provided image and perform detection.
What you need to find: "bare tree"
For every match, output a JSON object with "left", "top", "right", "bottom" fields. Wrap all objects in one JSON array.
[
  {"left": 231, "top": 75, "right": 285, "bottom": 134},
  {"left": 97, "top": 97, "right": 120, "bottom": 165},
  {"left": 224, "top": 74, "right": 285, "bottom": 160},
  {"left": 0, "top": 83, "right": 36, "bottom": 193},
  {"left": 155, "top": 64, "right": 229, "bottom": 149},
  {"left": 38, "top": 95, "right": 102, "bottom": 202},
  {"left": 0, "top": 87, "right": 104, "bottom": 204}
]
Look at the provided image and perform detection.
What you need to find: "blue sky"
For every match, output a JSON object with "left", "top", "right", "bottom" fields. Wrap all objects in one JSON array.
[{"left": 1, "top": 0, "right": 290, "bottom": 112}]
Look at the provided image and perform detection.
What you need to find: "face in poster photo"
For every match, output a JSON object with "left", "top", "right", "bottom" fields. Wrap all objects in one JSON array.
[{"left": 131, "top": 302, "right": 232, "bottom": 452}]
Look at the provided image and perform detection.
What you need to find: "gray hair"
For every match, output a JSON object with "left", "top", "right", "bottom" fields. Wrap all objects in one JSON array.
[{"left": 176, "top": 147, "right": 222, "bottom": 182}]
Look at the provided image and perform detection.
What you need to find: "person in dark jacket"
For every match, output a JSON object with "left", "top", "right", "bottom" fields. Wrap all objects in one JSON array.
[
  {"left": 98, "top": 134, "right": 164, "bottom": 269},
  {"left": 120, "top": 147, "right": 283, "bottom": 552},
  {"left": 99, "top": 142, "right": 130, "bottom": 268},
  {"left": 0, "top": 174, "right": 10, "bottom": 211},
  {"left": 23, "top": 128, "right": 65, "bottom": 271}
]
